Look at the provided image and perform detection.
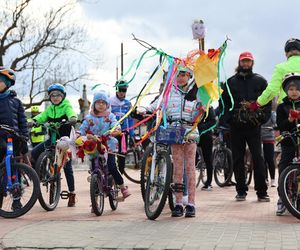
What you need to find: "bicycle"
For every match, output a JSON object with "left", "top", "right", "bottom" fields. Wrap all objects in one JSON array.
[
  {"left": 122, "top": 131, "right": 145, "bottom": 184},
  {"left": 196, "top": 126, "right": 233, "bottom": 187},
  {"left": 277, "top": 128, "right": 300, "bottom": 219},
  {"left": 143, "top": 128, "right": 173, "bottom": 220},
  {"left": 35, "top": 121, "right": 75, "bottom": 211},
  {"left": 81, "top": 135, "right": 120, "bottom": 216},
  {"left": 0, "top": 124, "right": 40, "bottom": 218}
]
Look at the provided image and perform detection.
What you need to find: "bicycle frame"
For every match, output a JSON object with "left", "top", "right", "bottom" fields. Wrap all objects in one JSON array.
[{"left": 91, "top": 154, "right": 110, "bottom": 194}]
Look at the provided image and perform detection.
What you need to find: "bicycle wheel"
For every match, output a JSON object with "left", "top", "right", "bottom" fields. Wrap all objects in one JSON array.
[
  {"left": 108, "top": 176, "right": 118, "bottom": 211},
  {"left": 279, "top": 164, "right": 300, "bottom": 220},
  {"left": 144, "top": 150, "right": 172, "bottom": 220},
  {"left": 244, "top": 150, "right": 253, "bottom": 185},
  {"left": 213, "top": 148, "right": 233, "bottom": 187},
  {"left": 90, "top": 174, "right": 104, "bottom": 216},
  {"left": 140, "top": 146, "right": 153, "bottom": 201},
  {"left": 0, "top": 162, "right": 39, "bottom": 218},
  {"left": 36, "top": 151, "right": 61, "bottom": 211},
  {"left": 123, "top": 147, "right": 143, "bottom": 184}
]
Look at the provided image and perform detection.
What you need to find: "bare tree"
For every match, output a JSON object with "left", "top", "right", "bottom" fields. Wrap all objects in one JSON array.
[{"left": 0, "top": 0, "right": 101, "bottom": 109}]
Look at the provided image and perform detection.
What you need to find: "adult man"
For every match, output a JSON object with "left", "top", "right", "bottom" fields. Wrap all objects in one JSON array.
[
  {"left": 220, "top": 52, "right": 271, "bottom": 202},
  {"left": 109, "top": 80, "right": 134, "bottom": 174},
  {"left": 255, "top": 38, "right": 300, "bottom": 107}
]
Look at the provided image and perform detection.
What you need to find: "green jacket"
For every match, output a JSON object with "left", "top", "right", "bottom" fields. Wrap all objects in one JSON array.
[
  {"left": 257, "top": 55, "right": 300, "bottom": 106},
  {"left": 34, "top": 99, "right": 77, "bottom": 138}
]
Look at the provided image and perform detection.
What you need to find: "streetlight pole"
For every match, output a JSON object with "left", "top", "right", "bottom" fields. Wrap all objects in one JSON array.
[{"left": 121, "top": 42, "right": 124, "bottom": 77}]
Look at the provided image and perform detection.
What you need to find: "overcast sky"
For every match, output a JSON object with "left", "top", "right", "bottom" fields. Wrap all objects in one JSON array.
[{"left": 74, "top": 0, "right": 300, "bottom": 105}]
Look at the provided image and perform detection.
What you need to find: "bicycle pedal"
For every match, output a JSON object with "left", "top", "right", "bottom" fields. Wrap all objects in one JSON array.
[{"left": 60, "top": 190, "right": 69, "bottom": 199}]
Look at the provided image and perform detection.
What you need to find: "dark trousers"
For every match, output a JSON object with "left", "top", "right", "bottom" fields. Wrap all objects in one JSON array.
[
  {"left": 263, "top": 143, "right": 275, "bottom": 180},
  {"left": 198, "top": 132, "right": 213, "bottom": 186},
  {"left": 31, "top": 139, "right": 75, "bottom": 192},
  {"left": 107, "top": 154, "right": 124, "bottom": 185},
  {"left": 116, "top": 134, "right": 128, "bottom": 174},
  {"left": 230, "top": 126, "right": 267, "bottom": 196}
]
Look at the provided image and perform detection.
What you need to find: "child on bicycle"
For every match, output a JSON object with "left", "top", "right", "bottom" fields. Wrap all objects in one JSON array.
[
  {"left": 79, "top": 91, "right": 131, "bottom": 203},
  {"left": 109, "top": 80, "right": 135, "bottom": 174},
  {"left": 146, "top": 68, "right": 201, "bottom": 217},
  {"left": 31, "top": 83, "right": 78, "bottom": 207},
  {"left": 0, "top": 67, "right": 29, "bottom": 210},
  {"left": 276, "top": 73, "right": 300, "bottom": 215}
]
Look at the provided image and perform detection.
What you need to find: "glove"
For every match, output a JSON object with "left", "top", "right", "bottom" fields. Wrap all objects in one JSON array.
[
  {"left": 289, "top": 109, "right": 300, "bottom": 119},
  {"left": 68, "top": 117, "right": 77, "bottom": 126},
  {"left": 27, "top": 120, "right": 38, "bottom": 128},
  {"left": 248, "top": 101, "right": 260, "bottom": 111}
]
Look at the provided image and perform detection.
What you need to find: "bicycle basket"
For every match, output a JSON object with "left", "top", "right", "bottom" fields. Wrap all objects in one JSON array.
[{"left": 156, "top": 125, "right": 186, "bottom": 144}]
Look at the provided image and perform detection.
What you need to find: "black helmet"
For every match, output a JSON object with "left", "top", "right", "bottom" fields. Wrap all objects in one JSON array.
[
  {"left": 284, "top": 38, "right": 300, "bottom": 53},
  {"left": 115, "top": 80, "right": 128, "bottom": 92},
  {"left": 282, "top": 73, "right": 300, "bottom": 92}
]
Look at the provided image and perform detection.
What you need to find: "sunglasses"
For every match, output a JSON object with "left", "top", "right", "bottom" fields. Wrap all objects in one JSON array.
[{"left": 118, "top": 88, "right": 127, "bottom": 93}]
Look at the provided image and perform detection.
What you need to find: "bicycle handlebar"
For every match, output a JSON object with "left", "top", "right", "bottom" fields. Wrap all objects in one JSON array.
[{"left": 0, "top": 124, "right": 27, "bottom": 142}]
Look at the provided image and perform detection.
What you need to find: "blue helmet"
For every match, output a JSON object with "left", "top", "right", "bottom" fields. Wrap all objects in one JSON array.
[
  {"left": 47, "top": 83, "right": 66, "bottom": 96},
  {"left": 0, "top": 67, "right": 16, "bottom": 86}
]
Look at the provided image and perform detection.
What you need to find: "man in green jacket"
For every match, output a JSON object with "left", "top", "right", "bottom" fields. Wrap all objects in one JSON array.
[
  {"left": 254, "top": 38, "right": 300, "bottom": 107},
  {"left": 31, "top": 83, "right": 78, "bottom": 207}
]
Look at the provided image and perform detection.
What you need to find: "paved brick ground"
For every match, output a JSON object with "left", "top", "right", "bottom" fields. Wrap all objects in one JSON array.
[{"left": 0, "top": 168, "right": 299, "bottom": 249}]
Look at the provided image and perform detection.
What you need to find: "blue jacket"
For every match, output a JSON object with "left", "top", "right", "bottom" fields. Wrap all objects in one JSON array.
[
  {"left": 109, "top": 96, "right": 134, "bottom": 137},
  {"left": 0, "top": 91, "right": 28, "bottom": 140}
]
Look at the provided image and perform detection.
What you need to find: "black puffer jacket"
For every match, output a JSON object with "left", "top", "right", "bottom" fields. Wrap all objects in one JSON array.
[
  {"left": 0, "top": 91, "right": 28, "bottom": 139},
  {"left": 220, "top": 72, "right": 271, "bottom": 129}
]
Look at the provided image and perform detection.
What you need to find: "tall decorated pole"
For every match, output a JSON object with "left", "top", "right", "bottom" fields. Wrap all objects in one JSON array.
[{"left": 192, "top": 19, "right": 206, "bottom": 51}]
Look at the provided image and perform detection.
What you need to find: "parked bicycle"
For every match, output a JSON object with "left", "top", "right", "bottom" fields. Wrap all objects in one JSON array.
[
  {"left": 35, "top": 121, "right": 75, "bottom": 211},
  {"left": 0, "top": 124, "right": 40, "bottom": 218},
  {"left": 196, "top": 126, "right": 233, "bottom": 187},
  {"left": 277, "top": 128, "right": 300, "bottom": 219}
]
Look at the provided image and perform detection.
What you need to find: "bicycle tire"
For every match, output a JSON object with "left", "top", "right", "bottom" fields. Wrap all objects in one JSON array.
[
  {"left": 36, "top": 151, "right": 61, "bottom": 211},
  {"left": 0, "top": 162, "right": 39, "bottom": 218},
  {"left": 279, "top": 164, "right": 300, "bottom": 220},
  {"left": 90, "top": 174, "right": 104, "bottom": 216},
  {"left": 140, "top": 146, "right": 153, "bottom": 201},
  {"left": 108, "top": 176, "right": 118, "bottom": 211},
  {"left": 123, "top": 148, "right": 142, "bottom": 184},
  {"left": 213, "top": 148, "right": 233, "bottom": 187},
  {"left": 144, "top": 150, "right": 172, "bottom": 220},
  {"left": 244, "top": 150, "right": 253, "bottom": 185}
]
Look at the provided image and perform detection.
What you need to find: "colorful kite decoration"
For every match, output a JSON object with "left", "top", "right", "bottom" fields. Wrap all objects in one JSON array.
[{"left": 107, "top": 35, "right": 230, "bottom": 143}]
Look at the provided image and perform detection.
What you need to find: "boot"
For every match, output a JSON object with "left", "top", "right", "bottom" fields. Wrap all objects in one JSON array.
[{"left": 68, "top": 193, "right": 76, "bottom": 207}]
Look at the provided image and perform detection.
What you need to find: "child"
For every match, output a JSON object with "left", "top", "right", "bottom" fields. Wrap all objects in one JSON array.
[
  {"left": 0, "top": 67, "right": 29, "bottom": 210},
  {"left": 276, "top": 73, "right": 300, "bottom": 215},
  {"left": 79, "top": 91, "right": 131, "bottom": 203},
  {"left": 147, "top": 69, "right": 201, "bottom": 217},
  {"left": 31, "top": 83, "right": 78, "bottom": 207}
]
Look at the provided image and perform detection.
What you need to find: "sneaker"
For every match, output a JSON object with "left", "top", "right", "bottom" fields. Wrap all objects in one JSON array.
[
  {"left": 185, "top": 205, "right": 196, "bottom": 218},
  {"left": 276, "top": 202, "right": 286, "bottom": 216},
  {"left": 171, "top": 205, "right": 184, "bottom": 217},
  {"left": 121, "top": 186, "right": 131, "bottom": 199},
  {"left": 182, "top": 195, "right": 188, "bottom": 206},
  {"left": 68, "top": 193, "right": 76, "bottom": 207},
  {"left": 11, "top": 199, "right": 23, "bottom": 211},
  {"left": 226, "top": 181, "right": 236, "bottom": 186},
  {"left": 235, "top": 193, "right": 246, "bottom": 201},
  {"left": 257, "top": 194, "right": 270, "bottom": 202},
  {"left": 271, "top": 179, "right": 276, "bottom": 187},
  {"left": 201, "top": 185, "right": 212, "bottom": 191}
]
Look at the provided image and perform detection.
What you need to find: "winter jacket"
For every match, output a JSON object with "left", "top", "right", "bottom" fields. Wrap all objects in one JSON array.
[
  {"left": 261, "top": 111, "right": 276, "bottom": 142},
  {"left": 109, "top": 96, "right": 134, "bottom": 137},
  {"left": 33, "top": 98, "right": 77, "bottom": 138},
  {"left": 148, "top": 85, "right": 201, "bottom": 142},
  {"left": 79, "top": 95, "right": 121, "bottom": 152},
  {"left": 197, "top": 107, "right": 217, "bottom": 136},
  {"left": 258, "top": 55, "right": 300, "bottom": 106},
  {"left": 0, "top": 91, "right": 28, "bottom": 140},
  {"left": 221, "top": 72, "right": 271, "bottom": 129}
]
